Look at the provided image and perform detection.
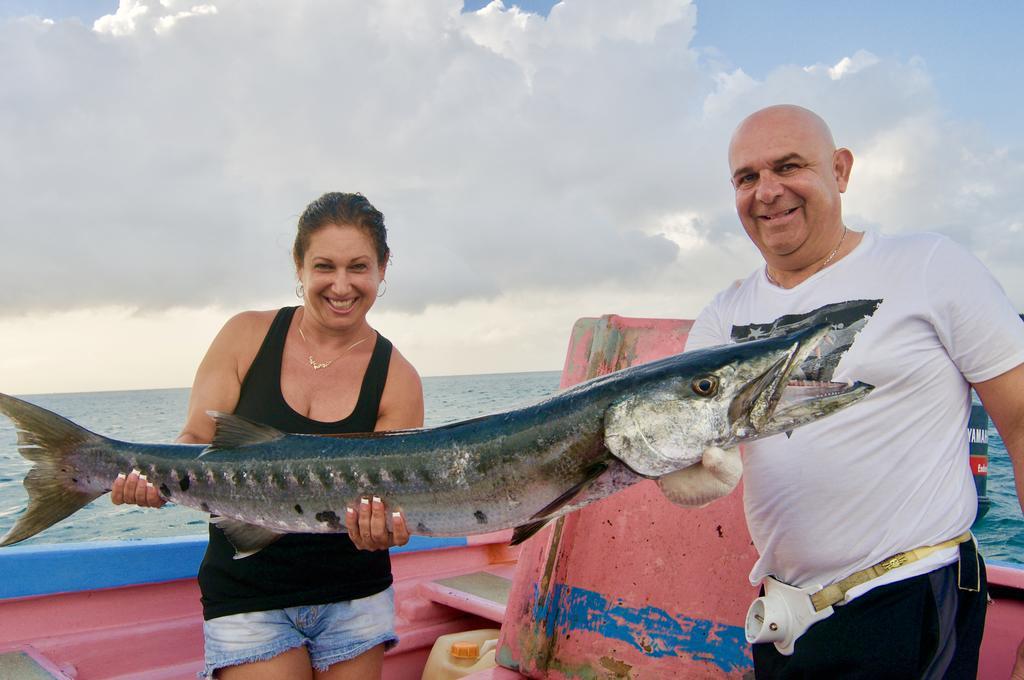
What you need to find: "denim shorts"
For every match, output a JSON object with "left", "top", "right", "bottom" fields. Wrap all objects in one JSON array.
[{"left": 201, "top": 587, "right": 398, "bottom": 677}]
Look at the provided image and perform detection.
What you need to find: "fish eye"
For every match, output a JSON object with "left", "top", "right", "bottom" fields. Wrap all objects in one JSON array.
[{"left": 691, "top": 375, "right": 719, "bottom": 397}]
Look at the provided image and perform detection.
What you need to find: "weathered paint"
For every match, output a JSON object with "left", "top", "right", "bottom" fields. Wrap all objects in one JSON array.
[
  {"left": 560, "top": 315, "right": 690, "bottom": 389},
  {"left": 498, "top": 315, "right": 757, "bottom": 678},
  {"left": 530, "top": 582, "right": 750, "bottom": 672}
]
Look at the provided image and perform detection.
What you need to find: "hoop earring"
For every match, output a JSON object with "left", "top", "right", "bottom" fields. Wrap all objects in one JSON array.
[
  {"left": 376, "top": 280, "right": 387, "bottom": 298},
  {"left": 295, "top": 283, "right": 304, "bottom": 299}
]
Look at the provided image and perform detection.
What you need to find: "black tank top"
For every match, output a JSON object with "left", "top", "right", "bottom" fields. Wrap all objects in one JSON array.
[{"left": 198, "top": 306, "right": 394, "bottom": 620}]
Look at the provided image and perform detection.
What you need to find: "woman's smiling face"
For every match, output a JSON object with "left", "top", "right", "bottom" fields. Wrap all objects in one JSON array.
[{"left": 298, "top": 223, "right": 385, "bottom": 330}]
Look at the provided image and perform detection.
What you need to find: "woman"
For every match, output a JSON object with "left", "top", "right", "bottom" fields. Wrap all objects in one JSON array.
[{"left": 112, "top": 192, "right": 424, "bottom": 679}]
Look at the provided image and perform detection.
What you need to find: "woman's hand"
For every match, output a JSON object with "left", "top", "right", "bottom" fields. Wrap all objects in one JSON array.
[
  {"left": 346, "top": 496, "right": 410, "bottom": 551},
  {"left": 111, "top": 470, "right": 167, "bottom": 508}
]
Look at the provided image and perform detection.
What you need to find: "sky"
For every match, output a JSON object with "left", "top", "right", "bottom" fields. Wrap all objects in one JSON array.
[{"left": 1, "top": 0, "right": 1022, "bottom": 395}]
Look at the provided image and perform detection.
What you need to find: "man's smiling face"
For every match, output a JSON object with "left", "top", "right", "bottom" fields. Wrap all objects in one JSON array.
[{"left": 728, "top": 106, "right": 852, "bottom": 270}]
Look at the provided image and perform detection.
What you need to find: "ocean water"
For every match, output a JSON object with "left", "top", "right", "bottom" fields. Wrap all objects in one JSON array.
[{"left": 0, "top": 373, "right": 1021, "bottom": 566}]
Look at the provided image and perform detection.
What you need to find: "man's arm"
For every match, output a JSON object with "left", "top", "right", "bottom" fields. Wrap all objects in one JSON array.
[
  {"left": 973, "top": 361, "right": 1024, "bottom": 680},
  {"left": 972, "top": 362, "right": 1024, "bottom": 515}
]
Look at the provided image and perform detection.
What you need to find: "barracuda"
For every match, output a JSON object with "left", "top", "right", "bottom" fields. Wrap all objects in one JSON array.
[{"left": 0, "top": 302, "right": 878, "bottom": 556}]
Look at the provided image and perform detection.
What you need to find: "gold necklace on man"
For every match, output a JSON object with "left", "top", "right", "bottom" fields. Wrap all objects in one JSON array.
[
  {"left": 765, "top": 225, "right": 848, "bottom": 288},
  {"left": 297, "top": 323, "right": 370, "bottom": 371}
]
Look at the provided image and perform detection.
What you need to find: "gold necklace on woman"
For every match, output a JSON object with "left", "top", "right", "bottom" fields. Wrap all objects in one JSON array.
[{"left": 297, "top": 326, "right": 370, "bottom": 371}]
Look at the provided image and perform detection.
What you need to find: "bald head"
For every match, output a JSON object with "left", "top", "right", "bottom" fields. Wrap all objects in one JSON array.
[{"left": 729, "top": 105, "right": 836, "bottom": 166}]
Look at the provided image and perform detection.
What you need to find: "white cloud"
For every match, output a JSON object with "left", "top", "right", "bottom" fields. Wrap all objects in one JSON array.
[
  {"left": 154, "top": 4, "right": 217, "bottom": 35},
  {"left": 0, "top": 0, "right": 1021, "bottom": 393},
  {"left": 703, "top": 68, "right": 757, "bottom": 120},
  {"left": 0, "top": 0, "right": 705, "bottom": 320},
  {"left": 648, "top": 211, "right": 706, "bottom": 251},
  {"left": 800, "top": 49, "right": 881, "bottom": 81},
  {"left": 93, "top": 0, "right": 149, "bottom": 35}
]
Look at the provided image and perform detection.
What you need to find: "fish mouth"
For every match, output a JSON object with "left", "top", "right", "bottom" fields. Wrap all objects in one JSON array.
[{"left": 728, "top": 323, "right": 873, "bottom": 440}]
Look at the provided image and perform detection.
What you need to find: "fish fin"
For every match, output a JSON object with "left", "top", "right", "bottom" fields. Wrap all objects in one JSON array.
[
  {"left": 509, "top": 461, "right": 609, "bottom": 546},
  {"left": 202, "top": 412, "right": 286, "bottom": 454},
  {"left": 210, "top": 516, "right": 286, "bottom": 558},
  {"left": 0, "top": 393, "right": 106, "bottom": 546}
]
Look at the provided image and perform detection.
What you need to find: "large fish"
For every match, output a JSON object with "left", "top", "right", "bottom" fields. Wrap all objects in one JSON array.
[{"left": 0, "top": 302, "right": 877, "bottom": 556}]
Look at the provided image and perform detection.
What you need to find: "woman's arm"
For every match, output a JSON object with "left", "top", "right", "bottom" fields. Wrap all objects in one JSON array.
[
  {"left": 111, "top": 311, "right": 271, "bottom": 507},
  {"left": 374, "top": 348, "right": 425, "bottom": 432}
]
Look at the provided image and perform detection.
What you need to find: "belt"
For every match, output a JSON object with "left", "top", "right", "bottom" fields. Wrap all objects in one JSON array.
[{"left": 809, "top": 532, "right": 973, "bottom": 612}]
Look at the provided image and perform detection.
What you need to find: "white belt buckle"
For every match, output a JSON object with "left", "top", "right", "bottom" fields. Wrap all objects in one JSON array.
[{"left": 745, "top": 576, "right": 835, "bottom": 655}]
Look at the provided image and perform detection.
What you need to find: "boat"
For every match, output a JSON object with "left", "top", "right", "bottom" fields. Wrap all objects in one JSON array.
[{"left": 1, "top": 315, "right": 1021, "bottom": 679}]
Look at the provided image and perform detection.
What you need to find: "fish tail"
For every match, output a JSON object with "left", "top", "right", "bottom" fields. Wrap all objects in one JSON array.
[{"left": 0, "top": 393, "right": 106, "bottom": 547}]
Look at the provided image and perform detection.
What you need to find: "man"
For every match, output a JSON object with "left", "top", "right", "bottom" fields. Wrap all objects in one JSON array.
[{"left": 662, "top": 105, "right": 1024, "bottom": 678}]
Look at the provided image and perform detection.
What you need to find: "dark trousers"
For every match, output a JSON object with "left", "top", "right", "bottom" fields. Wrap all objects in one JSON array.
[{"left": 753, "top": 551, "right": 987, "bottom": 680}]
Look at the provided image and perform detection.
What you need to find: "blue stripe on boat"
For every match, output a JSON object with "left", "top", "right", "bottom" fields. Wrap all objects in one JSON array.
[
  {"left": 530, "top": 581, "right": 751, "bottom": 672},
  {"left": 0, "top": 535, "right": 468, "bottom": 599}
]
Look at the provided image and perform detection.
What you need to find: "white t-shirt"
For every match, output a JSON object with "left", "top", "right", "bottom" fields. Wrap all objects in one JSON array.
[{"left": 688, "top": 231, "right": 1024, "bottom": 597}]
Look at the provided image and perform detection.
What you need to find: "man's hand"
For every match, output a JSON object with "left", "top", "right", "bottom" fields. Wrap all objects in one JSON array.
[
  {"left": 111, "top": 470, "right": 166, "bottom": 508},
  {"left": 657, "top": 446, "right": 742, "bottom": 507},
  {"left": 346, "top": 496, "right": 410, "bottom": 551}
]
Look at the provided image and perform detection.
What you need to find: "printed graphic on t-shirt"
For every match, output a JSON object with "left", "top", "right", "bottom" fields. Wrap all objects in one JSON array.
[{"left": 730, "top": 299, "right": 882, "bottom": 382}]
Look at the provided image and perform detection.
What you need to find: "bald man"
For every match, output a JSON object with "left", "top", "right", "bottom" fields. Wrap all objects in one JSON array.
[{"left": 668, "top": 105, "right": 1024, "bottom": 678}]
